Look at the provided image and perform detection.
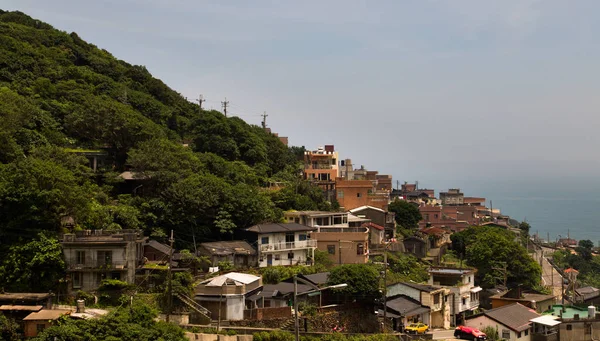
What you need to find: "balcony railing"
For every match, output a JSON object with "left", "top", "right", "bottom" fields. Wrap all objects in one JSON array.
[
  {"left": 260, "top": 240, "right": 317, "bottom": 252},
  {"left": 68, "top": 261, "right": 127, "bottom": 270}
]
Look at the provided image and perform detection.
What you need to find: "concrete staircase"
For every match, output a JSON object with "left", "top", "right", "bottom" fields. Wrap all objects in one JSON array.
[{"left": 175, "top": 292, "right": 211, "bottom": 321}]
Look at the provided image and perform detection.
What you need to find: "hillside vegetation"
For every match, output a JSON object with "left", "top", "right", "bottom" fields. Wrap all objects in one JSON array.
[{"left": 0, "top": 10, "right": 333, "bottom": 291}]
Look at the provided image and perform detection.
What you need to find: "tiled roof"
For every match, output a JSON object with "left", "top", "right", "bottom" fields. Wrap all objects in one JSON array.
[
  {"left": 468, "top": 303, "right": 539, "bottom": 332},
  {"left": 363, "top": 222, "right": 384, "bottom": 231},
  {"left": 145, "top": 240, "right": 171, "bottom": 255},
  {"left": 246, "top": 223, "right": 316, "bottom": 234},
  {"left": 386, "top": 295, "right": 430, "bottom": 316},
  {"left": 199, "top": 240, "right": 256, "bottom": 256},
  {"left": 397, "top": 282, "right": 443, "bottom": 293}
]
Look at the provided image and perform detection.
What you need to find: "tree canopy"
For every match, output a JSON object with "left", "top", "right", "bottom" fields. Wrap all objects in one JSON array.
[{"left": 387, "top": 199, "right": 421, "bottom": 230}]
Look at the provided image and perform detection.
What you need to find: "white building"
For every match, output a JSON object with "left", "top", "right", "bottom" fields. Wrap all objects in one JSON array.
[
  {"left": 195, "top": 272, "right": 262, "bottom": 321},
  {"left": 428, "top": 267, "right": 481, "bottom": 325},
  {"left": 246, "top": 223, "right": 317, "bottom": 267}
]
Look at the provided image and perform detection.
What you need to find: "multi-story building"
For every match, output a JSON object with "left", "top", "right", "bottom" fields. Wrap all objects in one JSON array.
[
  {"left": 303, "top": 145, "right": 339, "bottom": 200},
  {"left": 386, "top": 282, "right": 452, "bottom": 328},
  {"left": 439, "top": 189, "right": 464, "bottom": 205},
  {"left": 284, "top": 211, "right": 371, "bottom": 264},
  {"left": 349, "top": 205, "right": 396, "bottom": 240},
  {"left": 62, "top": 230, "right": 147, "bottom": 294},
  {"left": 428, "top": 267, "right": 481, "bottom": 325},
  {"left": 245, "top": 223, "right": 317, "bottom": 267},
  {"left": 335, "top": 179, "right": 390, "bottom": 211}
]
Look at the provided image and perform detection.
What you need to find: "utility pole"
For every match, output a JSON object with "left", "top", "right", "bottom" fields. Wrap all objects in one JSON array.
[
  {"left": 383, "top": 250, "right": 388, "bottom": 333},
  {"left": 338, "top": 240, "right": 342, "bottom": 265},
  {"left": 261, "top": 111, "right": 268, "bottom": 129},
  {"left": 166, "top": 230, "right": 174, "bottom": 322},
  {"left": 221, "top": 98, "right": 229, "bottom": 117},
  {"left": 196, "top": 94, "right": 205, "bottom": 111}
]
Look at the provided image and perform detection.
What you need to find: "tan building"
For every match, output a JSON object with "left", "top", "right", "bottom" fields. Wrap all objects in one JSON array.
[
  {"left": 62, "top": 230, "right": 147, "bottom": 294},
  {"left": 23, "top": 309, "right": 71, "bottom": 337},
  {"left": 439, "top": 189, "right": 464, "bottom": 205},
  {"left": 386, "top": 282, "right": 452, "bottom": 328},
  {"left": 335, "top": 179, "right": 390, "bottom": 211},
  {"left": 195, "top": 272, "right": 262, "bottom": 321},
  {"left": 311, "top": 226, "right": 369, "bottom": 265},
  {"left": 303, "top": 145, "right": 339, "bottom": 200}
]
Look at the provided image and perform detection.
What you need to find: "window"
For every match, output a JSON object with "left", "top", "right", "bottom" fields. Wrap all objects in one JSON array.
[
  {"left": 76, "top": 251, "right": 86, "bottom": 265},
  {"left": 337, "top": 191, "right": 344, "bottom": 198},
  {"left": 517, "top": 332, "right": 522, "bottom": 338},
  {"left": 327, "top": 245, "right": 336, "bottom": 255},
  {"left": 111, "top": 272, "right": 120, "bottom": 280},
  {"left": 288, "top": 252, "right": 294, "bottom": 259},
  {"left": 502, "top": 330, "right": 510, "bottom": 339},
  {"left": 433, "top": 293, "right": 440, "bottom": 305},
  {"left": 462, "top": 297, "right": 466, "bottom": 306},
  {"left": 261, "top": 237, "right": 269, "bottom": 244},
  {"left": 285, "top": 233, "right": 295, "bottom": 243},
  {"left": 72, "top": 273, "right": 83, "bottom": 288},
  {"left": 586, "top": 323, "right": 592, "bottom": 334},
  {"left": 97, "top": 251, "right": 112, "bottom": 267},
  {"left": 357, "top": 243, "right": 364, "bottom": 255},
  {"left": 97, "top": 272, "right": 107, "bottom": 284},
  {"left": 299, "top": 234, "right": 307, "bottom": 241},
  {"left": 333, "top": 216, "right": 342, "bottom": 225},
  {"left": 468, "top": 276, "right": 471, "bottom": 283},
  {"left": 434, "top": 214, "right": 438, "bottom": 219},
  {"left": 566, "top": 325, "right": 572, "bottom": 331},
  {"left": 424, "top": 214, "right": 429, "bottom": 220},
  {"left": 274, "top": 254, "right": 281, "bottom": 260},
  {"left": 357, "top": 193, "right": 362, "bottom": 198},
  {"left": 525, "top": 329, "right": 529, "bottom": 336}
]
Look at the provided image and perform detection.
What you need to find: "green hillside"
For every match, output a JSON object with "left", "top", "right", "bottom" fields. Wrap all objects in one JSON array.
[{"left": 0, "top": 10, "right": 333, "bottom": 291}]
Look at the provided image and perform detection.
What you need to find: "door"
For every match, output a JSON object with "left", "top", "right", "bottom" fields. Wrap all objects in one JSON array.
[{"left": 267, "top": 254, "right": 273, "bottom": 266}]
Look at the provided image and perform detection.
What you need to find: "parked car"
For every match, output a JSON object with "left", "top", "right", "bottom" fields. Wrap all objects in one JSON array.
[
  {"left": 405, "top": 323, "right": 429, "bottom": 334},
  {"left": 454, "top": 325, "right": 487, "bottom": 340}
]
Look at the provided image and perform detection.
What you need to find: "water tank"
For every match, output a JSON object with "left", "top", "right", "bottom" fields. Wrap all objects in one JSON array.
[
  {"left": 76, "top": 299, "right": 85, "bottom": 313},
  {"left": 589, "top": 305, "right": 596, "bottom": 318}
]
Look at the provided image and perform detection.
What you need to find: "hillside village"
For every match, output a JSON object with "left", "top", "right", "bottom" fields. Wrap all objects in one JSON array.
[{"left": 2, "top": 10, "right": 600, "bottom": 341}]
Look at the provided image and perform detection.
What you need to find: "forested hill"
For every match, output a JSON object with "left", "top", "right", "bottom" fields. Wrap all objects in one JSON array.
[{"left": 0, "top": 10, "right": 332, "bottom": 267}]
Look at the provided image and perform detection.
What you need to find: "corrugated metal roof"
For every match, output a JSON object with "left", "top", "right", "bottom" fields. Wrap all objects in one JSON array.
[
  {"left": 23, "top": 309, "right": 71, "bottom": 321},
  {"left": 201, "top": 272, "right": 260, "bottom": 287}
]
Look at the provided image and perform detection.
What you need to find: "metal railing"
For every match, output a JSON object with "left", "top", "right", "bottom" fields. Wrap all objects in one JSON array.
[
  {"left": 260, "top": 240, "right": 317, "bottom": 252},
  {"left": 68, "top": 261, "right": 127, "bottom": 270}
]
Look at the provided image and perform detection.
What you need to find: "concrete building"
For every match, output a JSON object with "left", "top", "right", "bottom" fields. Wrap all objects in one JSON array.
[
  {"left": 335, "top": 179, "right": 390, "bottom": 211},
  {"left": 349, "top": 205, "right": 396, "bottom": 240},
  {"left": 198, "top": 241, "right": 258, "bottom": 268},
  {"left": 465, "top": 303, "right": 539, "bottom": 341},
  {"left": 195, "top": 272, "right": 262, "bottom": 321},
  {"left": 439, "top": 189, "right": 464, "bottom": 205},
  {"left": 386, "top": 282, "right": 452, "bottom": 329},
  {"left": 491, "top": 288, "right": 556, "bottom": 313},
  {"left": 303, "top": 145, "right": 339, "bottom": 200},
  {"left": 428, "top": 267, "right": 481, "bottom": 325},
  {"left": 62, "top": 230, "right": 147, "bottom": 294},
  {"left": 245, "top": 223, "right": 317, "bottom": 267}
]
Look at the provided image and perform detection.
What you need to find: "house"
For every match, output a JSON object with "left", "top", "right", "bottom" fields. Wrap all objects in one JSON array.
[
  {"left": 439, "top": 189, "right": 464, "bottom": 205},
  {"left": 23, "top": 309, "right": 71, "bottom": 337},
  {"left": 335, "top": 179, "right": 390, "bottom": 211},
  {"left": 245, "top": 223, "right": 317, "bottom": 267},
  {"left": 284, "top": 210, "right": 352, "bottom": 228},
  {"left": 311, "top": 224, "right": 370, "bottom": 265},
  {"left": 386, "top": 282, "right": 452, "bottom": 328},
  {"left": 195, "top": 272, "right": 262, "bottom": 321},
  {"left": 403, "top": 236, "right": 428, "bottom": 259},
  {"left": 574, "top": 286, "right": 600, "bottom": 305},
  {"left": 62, "top": 230, "right": 147, "bottom": 294},
  {"left": 384, "top": 295, "right": 431, "bottom": 331},
  {"left": 349, "top": 205, "right": 396, "bottom": 240},
  {"left": 303, "top": 145, "right": 339, "bottom": 200},
  {"left": 363, "top": 222, "right": 385, "bottom": 245},
  {"left": 490, "top": 287, "right": 556, "bottom": 313},
  {"left": 428, "top": 267, "right": 481, "bottom": 325},
  {"left": 547, "top": 305, "right": 600, "bottom": 341},
  {"left": 198, "top": 241, "right": 258, "bottom": 268},
  {"left": 143, "top": 239, "right": 171, "bottom": 262},
  {"left": 465, "top": 303, "right": 540, "bottom": 341}
]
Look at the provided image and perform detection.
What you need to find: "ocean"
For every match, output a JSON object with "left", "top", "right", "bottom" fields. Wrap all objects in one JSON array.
[{"left": 486, "top": 196, "right": 600, "bottom": 245}]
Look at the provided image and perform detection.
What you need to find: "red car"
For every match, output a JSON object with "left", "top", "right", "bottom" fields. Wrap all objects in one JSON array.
[{"left": 454, "top": 326, "right": 487, "bottom": 340}]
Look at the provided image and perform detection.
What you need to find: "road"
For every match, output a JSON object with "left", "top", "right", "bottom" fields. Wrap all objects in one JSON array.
[
  {"left": 533, "top": 245, "right": 563, "bottom": 299},
  {"left": 431, "top": 329, "right": 459, "bottom": 340}
]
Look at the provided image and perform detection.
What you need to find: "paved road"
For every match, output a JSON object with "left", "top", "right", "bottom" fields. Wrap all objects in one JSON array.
[
  {"left": 533, "top": 245, "right": 563, "bottom": 299},
  {"left": 431, "top": 329, "right": 459, "bottom": 340}
]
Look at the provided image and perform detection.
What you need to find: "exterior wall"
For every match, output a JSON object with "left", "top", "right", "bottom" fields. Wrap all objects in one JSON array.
[
  {"left": 226, "top": 295, "right": 245, "bottom": 321},
  {"left": 24, "top": 320, "right": 52, "bottom": 338},
  {"left": 284, "top": 212, "right": 348, "bottom": 228},
  {"left": 491, "top": 297, "right": 556, "bottom": 313},
  {"left": 369, "top": 228, "right": 385, "bottom": 245},
  {"left": 256, "top": 231, "right": 316, "bottom": 268},
  {"left": 144, "top": 245, "right": 167, "bottom": 261},
  {"left": 403, "top": 238, "right": 427, "bottom": 258},
  {"left": 311, "top": 230, "right": 369, "bottom": 265},
  {"left": 376, "top": 175, "right": 393, "bottom": 191},
  {"left": 335, "top": 180, "right": 375, "bottom": 210},
  {"left": 466, "top": 316, "right": 531, "bottom": 341},
  {"left": 386, "top": 284, "right": 421, "bottom": 301},
  {"left": 559, "top": 319, "right": 600, "bottom": 341}
]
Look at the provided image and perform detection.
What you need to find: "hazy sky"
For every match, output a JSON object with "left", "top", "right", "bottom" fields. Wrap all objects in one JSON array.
[{"left": 4, "top": 0, "right": 600, "bottom": 196}]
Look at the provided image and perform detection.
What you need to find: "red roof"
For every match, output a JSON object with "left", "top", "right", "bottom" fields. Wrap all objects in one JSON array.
[
  {"left": 564, "top": 268, "right": 579, "bottom": 274},
  {"left": 419, "top": 227, "right": 447, "bottom": 236},
  {"left": 363, "top": 222, "right": 384, "bottom": 231}
]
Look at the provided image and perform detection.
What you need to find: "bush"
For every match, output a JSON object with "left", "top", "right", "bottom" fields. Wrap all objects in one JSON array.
[{"left": 482, "top": 326, "right": 499, "bottom": 341}]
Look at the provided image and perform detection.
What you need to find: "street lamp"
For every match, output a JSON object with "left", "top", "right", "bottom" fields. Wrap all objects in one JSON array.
[{"left": 293, "top": 275, "right": 347, "bottom": 341}]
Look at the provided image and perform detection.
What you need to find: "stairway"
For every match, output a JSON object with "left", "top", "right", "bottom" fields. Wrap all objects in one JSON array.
[
  {"left": 279, "top": 315, "right": 296, "bottom": 331},
  {"left": 175, "top": 292, "right": 211, "bottom": 320}
]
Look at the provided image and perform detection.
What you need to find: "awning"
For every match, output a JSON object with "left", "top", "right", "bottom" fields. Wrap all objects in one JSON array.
[
  {"left": 470, "top": 287, "right": 483, "bottom": 293},
  {"left": 530, "top": 315, "right": 561, "bottom": 327}
]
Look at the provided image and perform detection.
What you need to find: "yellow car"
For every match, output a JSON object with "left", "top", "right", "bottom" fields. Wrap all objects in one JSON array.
[{"left": 404, "top": 322, "right": 429, "bottom": 334}]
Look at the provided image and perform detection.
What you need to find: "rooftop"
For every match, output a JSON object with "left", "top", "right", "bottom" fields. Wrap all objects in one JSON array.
[
  {"left": 23, "top": 309, "right": 71, "bottom": 321},
  {"left": 544, "top": 305, "right": 589, "bottom": 319},
  {"left": 200, "top": 272, "right": 260, "bottom": 287},
  {"left": 349, "top": 206, "right": 385, "bottom": 213},
  {"left": 467, "top": 303, "right": 539, "bottom": 332},
  {"left": 199, "top": 240, "right": 256, "bottom": 256},
  {"left": 386, "top": 295, "right": 430, "bottom": 316},
  {"left": 0, "top": 293, "right": 53, "bottom": 301},
  {"left": 246, "top": 223, "right": 316, "bottom": 234},
  {"left": 395, "top": 282, "right": 444, "bottom": 293},
  {"left": 428, "top": 267, "right": 476, "bottom": 276}
]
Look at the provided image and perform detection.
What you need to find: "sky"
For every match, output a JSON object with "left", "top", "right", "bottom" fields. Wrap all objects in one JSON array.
[{"left": 4, "top": 0, "right": 600, "bottom": 198}]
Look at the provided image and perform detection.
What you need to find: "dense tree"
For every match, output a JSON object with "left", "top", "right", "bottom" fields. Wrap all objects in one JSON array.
[
  {"left": 451, "top": 226, "right": 541, "bottom": 288},
  {"left": 387, "top": 199, "right": 421, "bottom": 230},
  {"left": 327, "top": 264, "right": 381, "bottom": 302}
]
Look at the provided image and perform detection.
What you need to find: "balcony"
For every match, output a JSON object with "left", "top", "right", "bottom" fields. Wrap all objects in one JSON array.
[
  {"left": 260, "top": 240, "right": 317, "bottom": 253},
  {"left": 68, "top": 261, "right": 128, "bottom": 271}
]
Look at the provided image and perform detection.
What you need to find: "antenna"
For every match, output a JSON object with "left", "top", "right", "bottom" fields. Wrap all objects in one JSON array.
[
  {"left": 196, "top": 94, "right": 205, "bottom": 111},
  {"left": 261, "top": 111, "right": 268, "bottom": 129}
]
